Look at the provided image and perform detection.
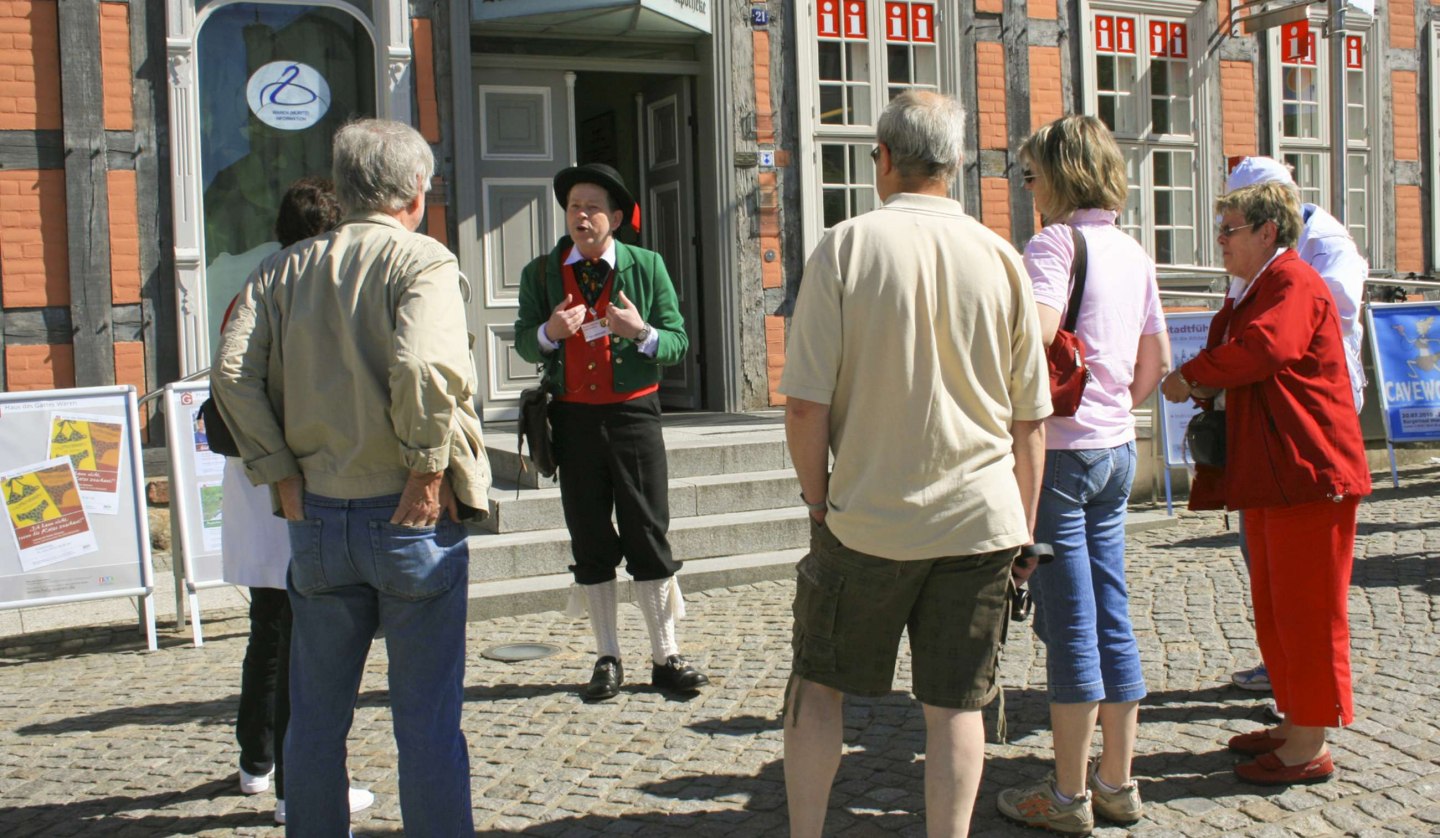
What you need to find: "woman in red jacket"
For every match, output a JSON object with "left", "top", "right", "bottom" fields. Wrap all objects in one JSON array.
[{"left": 1162, "top": 182, "right": 1370, "bottom": 786}]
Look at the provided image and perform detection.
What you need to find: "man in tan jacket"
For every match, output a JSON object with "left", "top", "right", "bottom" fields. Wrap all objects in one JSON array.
[{"left": 213, "top": 119, "right": 488, "bottom": 838}]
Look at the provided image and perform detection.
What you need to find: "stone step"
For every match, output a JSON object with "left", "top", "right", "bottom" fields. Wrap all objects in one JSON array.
[
  {"left": 465, "top": 548, "right": 808, "bottom": 622},
  {"left": 465, "top": 506, "right": 811, "bottom": 583},
  {"left": 462, "top": 508, "right": 1181, "bottom": 621},
  {"left": 482, "top": 469, "right": 802, "bottom": 533},
  {"left": 483, "top": 412, "right": 788, "bottom": 489}
]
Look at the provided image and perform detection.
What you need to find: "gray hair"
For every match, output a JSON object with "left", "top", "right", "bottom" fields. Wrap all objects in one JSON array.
[
  {"left": 332, "top": 119, "right": 434, "bottom": 214},
  {"left": 876, "top": 90, "right": 965, "bottom": 184}
]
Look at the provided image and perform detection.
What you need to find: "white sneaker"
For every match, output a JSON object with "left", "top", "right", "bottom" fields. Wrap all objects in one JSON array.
[
  {"left": 348, "top": 787, "right": 375, "bottom": 815},
  {"left": 274, "top": 787, "right": 375, "bottom": 825},
  {"left": 238, "top": 763, "right": 273, "bottom": 795}
]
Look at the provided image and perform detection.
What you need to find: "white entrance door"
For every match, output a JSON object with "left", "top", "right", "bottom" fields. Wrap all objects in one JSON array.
[
  {"left": 641, "top": 77, "right": 701, "bottom": 408},
  {"left": 472, "top": 69, "right": 571, "bottom": 418}
]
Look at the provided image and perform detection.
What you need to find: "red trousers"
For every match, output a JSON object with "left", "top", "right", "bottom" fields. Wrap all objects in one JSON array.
[{"left": 1243, "top": 497, "right": 1359, "bottom": 727}]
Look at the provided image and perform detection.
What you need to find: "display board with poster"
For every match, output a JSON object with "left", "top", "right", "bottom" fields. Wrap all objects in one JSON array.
[
  {"left": 1366, "top": 301, "right": 1440, "bottom": 487},
  {"left": 163, "top": 381, "right": 231, "bottom": 646},
  {"left": 1157, "top": 311, "right": 1218, "bottom": 513},
  {"left": 0, "top": 386, "right": 156, "bottom": 650}
]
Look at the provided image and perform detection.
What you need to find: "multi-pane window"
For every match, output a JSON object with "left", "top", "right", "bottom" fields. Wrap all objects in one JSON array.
[
  {"left": 1274, "top": 25, "right": 1374, "bottom": 259},
  {"left": 1089, "top": 9, "right": 1199, "bottom": 265},
  {"left": 816, "top": 1, "right": 873, "bottom": 126},
  {"left": 805, "top": 0, "right": 941, "bottom": 239},
  {"left": 882, "top": 2, "right": 938, "bottom": 99},
  {"left": 819, "top": 144, "right": 877, "bottom": 228}
]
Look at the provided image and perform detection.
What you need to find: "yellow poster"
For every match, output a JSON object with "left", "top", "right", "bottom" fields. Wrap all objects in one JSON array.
[
  {"left": 47, "top": 412, "right": 124, "bottom": 515},
  {"left": 2, "top": 458, "right": 97, "bottom": 571}
]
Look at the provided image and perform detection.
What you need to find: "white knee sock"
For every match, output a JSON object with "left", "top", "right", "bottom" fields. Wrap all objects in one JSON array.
[
  {"left": 635, "top": 577, "right": 685, "bottom": 665},
  {"left": 583, "top": 580, "right": 621, "bottom": 660}
]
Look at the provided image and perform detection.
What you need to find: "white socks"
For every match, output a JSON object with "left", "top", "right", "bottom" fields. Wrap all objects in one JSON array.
[
  {"left": 569, "top": 577, "right": 687, "bottom": 665},
  {"left": 583, "top": 580, "right": 621, "bottom": 660},
  {"left": 635, "top": 577, "right": 685, "bottom": 665}
]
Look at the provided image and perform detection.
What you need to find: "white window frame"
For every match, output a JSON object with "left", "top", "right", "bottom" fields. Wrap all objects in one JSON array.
[
  {"left": 1078, "top": 0, "right": 1211, "bottom": 267},
  {"left": 1265, "top": 12, "right": 1380, "bottom": 265},
  {"left": 795, "top": 0, "right": 958, "bottom": 255}
]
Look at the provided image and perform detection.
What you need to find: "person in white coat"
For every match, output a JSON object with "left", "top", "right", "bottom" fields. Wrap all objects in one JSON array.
[
  {"left": 1222, "top": 156, "right": 1368, "bottom": 696},
  {"left": 219, "top": 176, "right": 373, "bottom": 826}
]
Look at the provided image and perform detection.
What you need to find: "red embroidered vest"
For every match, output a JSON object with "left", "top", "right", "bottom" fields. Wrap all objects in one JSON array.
[{"left": 557, "top": 263, "right": 658, "bottom": 404}]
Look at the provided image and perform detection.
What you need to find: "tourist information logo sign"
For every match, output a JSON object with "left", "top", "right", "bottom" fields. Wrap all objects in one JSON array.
[{"left": 246, "top": 61, "right": 331, "bottom": 131}]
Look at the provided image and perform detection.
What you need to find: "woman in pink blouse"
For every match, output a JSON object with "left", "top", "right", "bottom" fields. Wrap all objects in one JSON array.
[{"left": 997, "top": 116, "right": 1171, "bottom": 835}]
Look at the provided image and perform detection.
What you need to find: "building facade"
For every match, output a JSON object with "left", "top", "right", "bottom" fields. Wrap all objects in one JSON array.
[{"left": 0, "top": 0, "right": 1437, "bottom": 429}]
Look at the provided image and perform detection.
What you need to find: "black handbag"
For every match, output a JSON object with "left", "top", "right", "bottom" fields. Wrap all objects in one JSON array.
[
  {"left": 1185, "top": 408, "right": 1226, "bottom": 468},
  {"left": 199, "top": 396, "right": 240, "bottom": 458},
  {"left": 517, "top": 377, "right": 556, "bottom": 479}
]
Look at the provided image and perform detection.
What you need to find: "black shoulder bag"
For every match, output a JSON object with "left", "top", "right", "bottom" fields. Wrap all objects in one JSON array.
[
  {"left": 517, "top": 373, "right": 556, "bottom": 480},
  {"left": 1185, "top": 407, "right": 1226, "bottom": 468},
  {"left": 199, "top": 395, "right": 240, "bottom": 458}
]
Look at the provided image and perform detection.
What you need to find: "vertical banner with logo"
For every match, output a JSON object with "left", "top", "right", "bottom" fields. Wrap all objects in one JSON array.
[
  {"left": 1366, "top": 302, "right": 1440, "bottom": 486},
  {"left": 0, "top": 387, "right": 156, "bottom": 650},
  {"left": 164, "top": 381, "right": 232, "bottom": 646},
  {"left": 1158, "top": 311, "right": 1218, "bottom": 512}
]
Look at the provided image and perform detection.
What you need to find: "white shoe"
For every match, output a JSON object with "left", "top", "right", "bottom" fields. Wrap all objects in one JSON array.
[
  {"left": 274, "top": 788, "right": 375, "bottom": 825},
  {"left": 348, "top": 787, "right": 375, "bottom": 815},
  {"left": 239, "top": 763, "right": 273, "bottom": 795}
]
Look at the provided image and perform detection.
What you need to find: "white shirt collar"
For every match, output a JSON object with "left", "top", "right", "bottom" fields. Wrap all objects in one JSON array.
[
  {"left": 564, "top": 240, "right": 617, "bottom": 268},
  {"left": 1226, "top": 247, "right": 1286, "bottom": 304}
]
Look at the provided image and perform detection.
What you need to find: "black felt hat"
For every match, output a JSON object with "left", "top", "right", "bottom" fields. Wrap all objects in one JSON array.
[{"left": 553, "top": 163, "right": 640, "bottom": 231}]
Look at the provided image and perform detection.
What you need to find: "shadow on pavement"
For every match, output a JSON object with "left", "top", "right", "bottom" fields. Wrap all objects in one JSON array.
[
  {"left": 0, "top": 778, "right": 271, "bottom": 836},
  {"left": 1351, "top": 549, "right": 1440, "bottom": 592},
  {"left": 0, "top": 623, "right": 249, "bottom": 667},
  {"left": 686, "top": 712, "right": 781, "bottom": 736}
]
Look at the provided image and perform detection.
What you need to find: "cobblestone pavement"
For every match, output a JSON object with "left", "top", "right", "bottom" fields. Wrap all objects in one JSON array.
[{"left": 1, "top": 465, "right": 1438, "bottom": 837}]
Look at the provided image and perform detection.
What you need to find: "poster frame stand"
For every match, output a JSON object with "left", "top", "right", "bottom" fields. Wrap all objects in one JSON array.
[
  {"left": 0, "top": 386, "right": 157, "bottom": 651},
  {"left": 1156, "top": 310, "right": 1218, "bottom": 515},
  {"left": 162, "top": 380, "right": 232, "bottom": 647},
  {"left": 1159, "top": 402, "right": 1175, "bottom": 516},
  {"left": 1365, "top": 301, "right": 1440, "bottom": 488}
]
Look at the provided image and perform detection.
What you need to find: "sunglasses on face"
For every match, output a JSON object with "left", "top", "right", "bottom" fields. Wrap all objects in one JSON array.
[
  {"left": 1021, "top": 168, "right": 1036, "bottom": 184},
  {"left": 1216, "top": 222, "right": 1257, "bottom": 238}
]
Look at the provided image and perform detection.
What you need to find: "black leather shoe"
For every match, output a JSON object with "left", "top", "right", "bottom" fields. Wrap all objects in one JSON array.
[
  {"left": 651, "top": 655, "right": 709, "bottom": 693},
  {"left": 582, "top": 656, "right": 623, "bottom": 702}
]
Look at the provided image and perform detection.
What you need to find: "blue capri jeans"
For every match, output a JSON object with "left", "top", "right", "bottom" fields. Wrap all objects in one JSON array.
[{"left": 1030, "top": 441, "right": 1147, "bottom": 705}]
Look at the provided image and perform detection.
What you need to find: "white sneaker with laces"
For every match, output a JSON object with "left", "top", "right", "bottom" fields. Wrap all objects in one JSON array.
[
  {"left": 238, "top": 763, "right": 273, "bottom": 795},
  {"left": 274, "top": 787, "right": 375, "bottom": 825}
]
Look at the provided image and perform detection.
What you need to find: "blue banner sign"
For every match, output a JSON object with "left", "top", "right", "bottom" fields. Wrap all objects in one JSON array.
[{"left": 1367, "top": 301, "right": 1440, "bottom": 443}]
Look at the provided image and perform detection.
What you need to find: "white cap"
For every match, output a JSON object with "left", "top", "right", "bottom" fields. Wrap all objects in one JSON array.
[{"left": 1225, "top": 156, "right": 1294, "bottom": 192}]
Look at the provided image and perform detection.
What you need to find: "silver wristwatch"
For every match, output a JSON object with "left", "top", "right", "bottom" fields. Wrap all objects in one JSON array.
[{"left": 635, "top": 324, "right": 653, "bottom": 344}]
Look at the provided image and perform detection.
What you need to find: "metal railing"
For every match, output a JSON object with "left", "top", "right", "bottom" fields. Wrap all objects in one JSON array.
[{"left": 136, "top": 367, "right": 208, "bottom": 408}]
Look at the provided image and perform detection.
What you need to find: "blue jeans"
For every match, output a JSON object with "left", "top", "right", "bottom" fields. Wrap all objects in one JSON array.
[
  {"left": 1030, "top": 442, "right": 1147, "bottom": 705},
  {"left": 284, "top": 493, "right": 473, "bottom": 838}
]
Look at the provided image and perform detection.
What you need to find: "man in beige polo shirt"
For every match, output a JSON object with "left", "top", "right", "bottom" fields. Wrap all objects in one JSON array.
[{"left": 780, "top": 91, "right": 1051, "bottom": 837}]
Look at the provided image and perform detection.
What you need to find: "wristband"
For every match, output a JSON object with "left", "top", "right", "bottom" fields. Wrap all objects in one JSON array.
[{"left": 800, "top": 492, "right": 827, "bottom": 513}]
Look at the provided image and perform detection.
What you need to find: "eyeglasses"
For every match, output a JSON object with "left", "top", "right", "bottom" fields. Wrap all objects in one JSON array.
[
  {"left": 870, "top": 146, "right": 881, "bottom": 162},
  {"left": 1216, "top": 222, "right": 1257, "bottom": 238},
  {"left": 1021, "top": 168, "right": 1036, "bottom": 184}
]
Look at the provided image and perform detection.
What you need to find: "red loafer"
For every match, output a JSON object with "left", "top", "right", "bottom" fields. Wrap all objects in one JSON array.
[
  {"left": 1227, "top": 728, "right": 1285, "bottom": 755},
  {"left": 1234, "top": 751, "right": 1334, "bottom": 786}
]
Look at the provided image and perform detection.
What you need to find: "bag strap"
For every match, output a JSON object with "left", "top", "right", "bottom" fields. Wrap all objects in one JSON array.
[{"left": 1063, "top": 226, "right": 1088, "bottom": 333}]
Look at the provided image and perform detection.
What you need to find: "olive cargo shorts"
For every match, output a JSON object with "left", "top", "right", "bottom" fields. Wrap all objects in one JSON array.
[{"left": 790, "top": 520, "right": 1015, "bottom": 709}]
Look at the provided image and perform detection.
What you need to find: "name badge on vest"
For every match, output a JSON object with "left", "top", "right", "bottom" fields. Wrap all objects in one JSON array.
[{"left": 581, "top": 318, "right": 612, "bottom": 343}]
